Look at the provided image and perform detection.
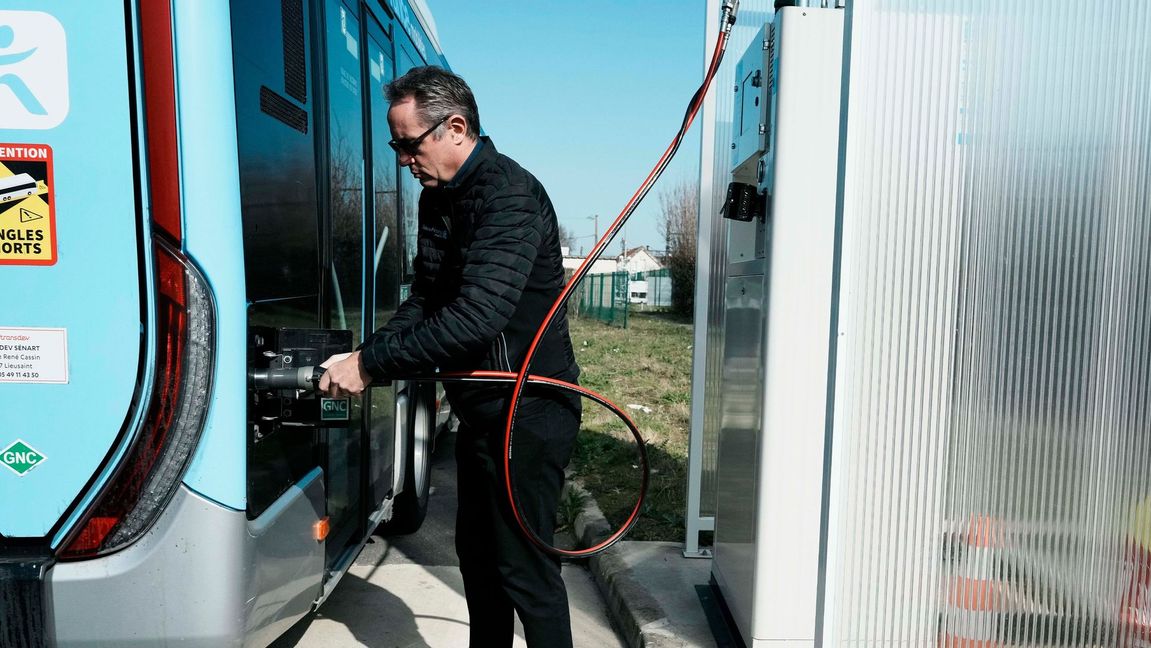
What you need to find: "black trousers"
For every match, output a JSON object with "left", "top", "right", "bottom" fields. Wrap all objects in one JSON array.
[{"left": 454, "top": 390, "right": 581, "bottom": 648}]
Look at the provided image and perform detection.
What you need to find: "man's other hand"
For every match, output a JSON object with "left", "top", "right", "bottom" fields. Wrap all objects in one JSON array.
[{"left": 318, "top": 351, "right": 372, "bottom": 398}]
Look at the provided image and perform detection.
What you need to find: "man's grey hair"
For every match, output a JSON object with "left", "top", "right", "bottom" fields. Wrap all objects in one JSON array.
[{"left": 385, "top": 66, "right": 481, "bottom": 141}]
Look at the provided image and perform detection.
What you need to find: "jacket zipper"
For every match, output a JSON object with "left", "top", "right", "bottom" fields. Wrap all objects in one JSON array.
[
  {"left": 440, "top": 191, "right": 507, "bottom": 374},
  {"left": 499, "top": 332, "right": 512, "bottom": 372}
]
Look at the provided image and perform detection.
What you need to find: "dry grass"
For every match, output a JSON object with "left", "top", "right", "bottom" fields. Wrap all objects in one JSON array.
[{"left": 567, "top": 311, "right": 693, "bottom": 541}]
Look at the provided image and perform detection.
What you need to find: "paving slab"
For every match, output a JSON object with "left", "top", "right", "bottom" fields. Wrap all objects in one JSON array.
[{"left": 273, "top": 547, "right": 622, "bottom": 647}]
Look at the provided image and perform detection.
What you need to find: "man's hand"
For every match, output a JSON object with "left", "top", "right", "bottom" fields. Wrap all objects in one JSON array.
[{"left": 318, "top": 351, "right": 373, "bottom": 398}]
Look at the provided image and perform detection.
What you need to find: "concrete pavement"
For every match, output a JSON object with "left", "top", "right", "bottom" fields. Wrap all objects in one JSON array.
[
  {"left": 270, "top": 432, "right": 625, "bottom": 648},
  {"left": 272, "top": 546, "right": 622, "bottom": 647},
  {"left": 271, "top": 429, "right": 735, "bottom": 648}
]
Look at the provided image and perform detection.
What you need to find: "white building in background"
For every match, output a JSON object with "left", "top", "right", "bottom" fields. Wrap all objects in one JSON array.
[
  {"left": 561, "top": 245, "right": 665, "bottom": 276},
  {"left": 561, "top": 247, "right": 619, "bottom": 275},
  {"left": 617, "top": 246, "right": 665, "bottom": 305},
  {"left": 561, "top": 245, "right": 670, "bottom": 307},
  {"left": 618, "top": 245, "right": 663, "bottom": 274}
]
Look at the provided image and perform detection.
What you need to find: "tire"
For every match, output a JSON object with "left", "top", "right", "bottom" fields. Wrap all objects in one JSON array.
[{"left": 379, "top": 381, "right": 434, "bottom": 535}]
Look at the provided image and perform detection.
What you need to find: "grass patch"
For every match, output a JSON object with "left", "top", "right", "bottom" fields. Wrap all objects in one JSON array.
[
  {"left": 554, "top": 487, "right": 589, "bottom": 534},
  {"left": 568, "top": 311, "right": 693, "bottom": 541}
]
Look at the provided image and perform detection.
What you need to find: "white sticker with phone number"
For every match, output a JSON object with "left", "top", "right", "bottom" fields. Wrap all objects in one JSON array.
[{"left": 0, "top": 327, "right": 67, "bottom": 383}]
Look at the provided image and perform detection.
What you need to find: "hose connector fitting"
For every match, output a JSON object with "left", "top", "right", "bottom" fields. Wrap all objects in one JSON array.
[
  {"left": 250, "top": 365, "right": 324, "bottom": 390},
  {"left": 721, "top": 0, "right": 739, "bottom": 34}
]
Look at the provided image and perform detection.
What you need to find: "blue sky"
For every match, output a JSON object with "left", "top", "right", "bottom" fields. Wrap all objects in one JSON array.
[{"left": 426, "top": 1, "right": 706, "bottom": 255}]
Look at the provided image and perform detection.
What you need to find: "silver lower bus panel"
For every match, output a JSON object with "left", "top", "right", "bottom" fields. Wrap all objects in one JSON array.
[{"left": 47, "top": 472, "right": 325, "bottom": 647}]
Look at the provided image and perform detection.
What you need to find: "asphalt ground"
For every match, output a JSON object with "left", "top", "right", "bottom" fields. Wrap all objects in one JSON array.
[{"left": 270, "top": 431, "right": 625, "bottom": 648}]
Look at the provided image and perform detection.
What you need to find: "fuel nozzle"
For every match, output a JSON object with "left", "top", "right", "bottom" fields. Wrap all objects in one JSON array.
[{"left": 249, "top": 365, "right": 325, "bottom": 391}]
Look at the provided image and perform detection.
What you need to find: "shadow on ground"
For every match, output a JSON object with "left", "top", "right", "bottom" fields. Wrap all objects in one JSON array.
[{"left": 269, "top": 567, "right": 429, "bottom": 647}]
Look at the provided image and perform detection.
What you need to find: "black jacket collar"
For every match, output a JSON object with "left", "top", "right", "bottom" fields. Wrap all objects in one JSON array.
[{"left": 443, "top": 136, "right": 496, "bottom": 192}]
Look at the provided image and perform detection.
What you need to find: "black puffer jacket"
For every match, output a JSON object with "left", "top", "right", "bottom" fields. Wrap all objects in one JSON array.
[{"left": 359, "top": 137, "right": 579, "bottom": 417}]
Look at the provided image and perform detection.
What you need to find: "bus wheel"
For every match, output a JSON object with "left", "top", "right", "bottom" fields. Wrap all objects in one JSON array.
[{"left": 380, "top": 381, "right": 434, "bottom": 535}]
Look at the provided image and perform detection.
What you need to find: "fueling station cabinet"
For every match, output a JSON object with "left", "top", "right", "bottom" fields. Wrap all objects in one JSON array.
[
  {"left": 711, "top": 6, "right": 844, "bottom": 647},
  {"left": 696, "top": 1, "right": 1151, "bottom": 646}
]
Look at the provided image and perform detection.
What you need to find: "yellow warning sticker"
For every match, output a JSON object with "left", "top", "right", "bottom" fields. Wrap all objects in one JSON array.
[{"left": 0, "top": 143, "right": 56, "bottom": 266}]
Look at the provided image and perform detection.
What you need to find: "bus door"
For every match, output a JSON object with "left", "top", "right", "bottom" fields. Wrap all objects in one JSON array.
[
  {"left": 233, "top": 0, "right": 326, "bottom": 532},
  {"left": 236, "top": 0, "right": 401, "bottom": 575},
  {"left": 232, "top": 0, "right": 368, "bottom": 575},
  {"left": 321, "top": 0, "right": 369, "bottom": 567},
  {"left": 364, "top": 10, "right": 400, "bottom": 526}
]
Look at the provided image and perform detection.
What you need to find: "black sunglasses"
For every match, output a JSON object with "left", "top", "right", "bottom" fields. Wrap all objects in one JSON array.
[{"left": 388, "top": 116, "right": 449, "bottom": 157}]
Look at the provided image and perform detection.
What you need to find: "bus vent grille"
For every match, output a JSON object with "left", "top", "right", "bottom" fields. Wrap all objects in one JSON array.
[
  {"left": 282, "top": 0, "right": 307, "bottom": 103},
  {"left": 260, "top": 86, "right": 309, "bottom": 134}
]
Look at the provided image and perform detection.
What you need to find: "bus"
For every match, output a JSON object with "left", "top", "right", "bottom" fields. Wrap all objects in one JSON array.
[
  {"left": 0, "top": 173, "right": 37, "bottom": 203},
  {"left": 0, "top": 0, "right": 450, "bottom": 645}
]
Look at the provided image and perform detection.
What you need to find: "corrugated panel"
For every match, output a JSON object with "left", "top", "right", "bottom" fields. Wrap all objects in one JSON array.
[
  {"left": 824, "top": 1, "right": 1151, "bottom": 645},
  {"left": 696, "top": 0, "right": 775, "bottom": 521}
]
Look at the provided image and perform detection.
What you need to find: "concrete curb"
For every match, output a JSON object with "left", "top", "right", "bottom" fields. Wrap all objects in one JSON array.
[
  {"left": 567, "top": 479, "right": 655, "bottom": 648},
  {"left": 565, "top": 480, "right": 711, "bottom": 648}
]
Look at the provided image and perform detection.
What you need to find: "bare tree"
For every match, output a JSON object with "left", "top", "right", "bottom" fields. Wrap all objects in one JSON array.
[
  {"left": 657, "top": 180, "right": 699, "bottom": 316},
  {"left": 557, "top": 222, "right": 578, "bottom": 251}
]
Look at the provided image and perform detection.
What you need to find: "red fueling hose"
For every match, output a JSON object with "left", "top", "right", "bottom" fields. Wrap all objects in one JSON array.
[{"left": 439, "top": 4, "right": 740, "bottom": 558}]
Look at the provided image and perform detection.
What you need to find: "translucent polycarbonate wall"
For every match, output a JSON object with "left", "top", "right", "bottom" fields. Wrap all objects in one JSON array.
[
  {"left": 823, "top": 1, "right": 1151, "bottom": 645},
  {"left": 689, "top": 0, "right": 775, "bottom": 545}
]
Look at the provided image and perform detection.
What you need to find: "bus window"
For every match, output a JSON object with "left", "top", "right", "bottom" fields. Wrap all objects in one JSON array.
[
  {"left": 396, "top": 43, "right": 422, "bottom": 282},
  {"left": 231, "top": 0, "right": 323, "bottom": 518},
  {"left": 368, "top": 39, "right": 399, "bottom": 325},
  {"left": 232, "top": 0, "right": 319, "bottom": 312},
  {"left": 325, "top": 0, "right": 365, "bottom": 346},
  {"left": 367, "top": 26, "right": 398, "bottom": 508},
  {"left": 323, "top": 0, "right": 367, "bottom": 560}
]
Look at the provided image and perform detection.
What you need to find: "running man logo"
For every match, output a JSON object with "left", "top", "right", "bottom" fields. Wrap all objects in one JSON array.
[{"left": 0, "top": 11, "right": 69, "bottom": 130}]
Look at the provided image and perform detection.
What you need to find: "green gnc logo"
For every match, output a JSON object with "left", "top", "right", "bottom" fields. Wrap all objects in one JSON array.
[
  {"left": 320, "top": 398, "right": 350, "bottom": 422},
  {"left": 1, "top": 440, "right": 46, "bottom": 476}
]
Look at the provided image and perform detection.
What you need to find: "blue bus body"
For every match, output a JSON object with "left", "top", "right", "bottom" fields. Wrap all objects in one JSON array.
[{"left": 0, "top": 1, "right": 447, "bottom": 645}]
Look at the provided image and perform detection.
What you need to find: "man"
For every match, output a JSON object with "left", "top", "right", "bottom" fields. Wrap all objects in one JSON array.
[{"left": 319, "top": 66, "right": 581, "bottom": 648}]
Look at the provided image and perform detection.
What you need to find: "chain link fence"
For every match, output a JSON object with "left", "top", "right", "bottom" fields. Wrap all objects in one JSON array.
[{"left": 573, "top": 271, "right": 629, "bottom": 327}]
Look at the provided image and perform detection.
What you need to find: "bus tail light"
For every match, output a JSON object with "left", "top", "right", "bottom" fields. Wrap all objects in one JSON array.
[
  {"left": 58, "top": 0, "right": 213, "bottom": 560},
  {"left": 138, "top": 0, "right": 180, "bottom": 241},
  {"left": 60, "top": 240, "right": 213, "bottom": 559}
]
